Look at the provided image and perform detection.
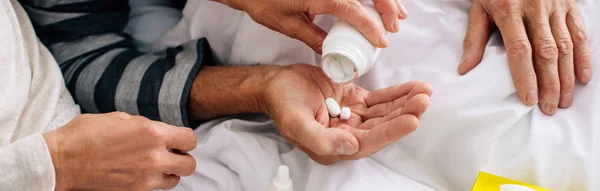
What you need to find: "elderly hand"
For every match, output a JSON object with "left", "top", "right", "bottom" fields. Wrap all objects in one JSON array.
[
  {"left": 213, "top": 0, "right": 408, "bottom": 53},
  {"left": 265, "top": 64, "right": 431, "bottom": 164},
  {"left": 43, "top": 112, "right": 197, "bottom": 191},
  {"left": 459, "top": 0, "right": 591, "bottom": 115}
]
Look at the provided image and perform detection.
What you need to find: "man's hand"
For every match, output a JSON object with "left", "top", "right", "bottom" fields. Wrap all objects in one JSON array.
[
  {"left": 212, "top": 0, "right": 408, "bottom": 53},
  {"left": 459, "top": 0, "right": 591, "bottom": 115},
  {"left": 265, "top": 64, "right": 432, "bottom": 164},
  {"left": 187, "top": 64, "right": 430, "bottom": 164},
  {"left": 43, "top": 112, "right": 197, "bottom": 191}
]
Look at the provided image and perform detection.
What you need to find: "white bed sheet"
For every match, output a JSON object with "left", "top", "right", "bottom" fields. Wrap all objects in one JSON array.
[{"left": 157, "top": 0, "right": 600, "bottom": 190}]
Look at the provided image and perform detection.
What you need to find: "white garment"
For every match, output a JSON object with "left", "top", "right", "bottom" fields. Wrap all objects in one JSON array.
[
  {"left": 159, "top": 0, "right": 600, "bottom": 190},
  {"left": 0, "top": 0, "right": 81, "bottom": 190}
]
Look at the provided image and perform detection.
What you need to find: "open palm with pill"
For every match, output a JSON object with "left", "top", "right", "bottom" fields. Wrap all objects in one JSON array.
[{"left": 265, "top": 64, "right": 432, "bottom": 165}]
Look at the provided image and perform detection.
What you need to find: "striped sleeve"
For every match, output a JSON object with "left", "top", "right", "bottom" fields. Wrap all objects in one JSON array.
[{"left": 20, "top": 0, "right": 214, "bottom": 127}]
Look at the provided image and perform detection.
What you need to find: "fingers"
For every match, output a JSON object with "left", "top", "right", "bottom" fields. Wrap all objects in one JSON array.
[
  {"left": 310, "top": 0, "right": 386, "bottom": 47},
  {"left": 566, "top": 8, "right": 592, "bottom": 84},
  {"left": 550, "top": 12, "right": 575, "bottom": 108},
  {"left": 282, "top": 16, "right": 328, "bottom": 53},
  {"left": 344, "top": 115, "right": 419, "bottom": 159},
  {"left": 373, "top": 0, "right": 400, "bottom": 32},
  {"left": 459, "top": 3, "right": 491, "bottom": 75},
  {"left": 372, "top": 93, "right": 430, "bottom": 125},
  {"left": 347, "top": 93, "right": 429, "bottom": 159},
  {"left": 163, "top": 153, "right": 196, "bottom": 176},
  {"left": 496, "top": 14, "right": 538, "bottom": 106},
  {"left": 406, "top": 82, "right": 433, "bottom": 98},
  {"left": 362, "top": 84, "right": 432, "bottom": 119},
  {"left": 395, "top": 0, "right": 408, "bottom": 19},
  {"left": 399, "top": 94, "right": 431, "bottom": 119},
  {"left": 366, "top": 81, "right": 432, "bottom": 106},
  {"left": 358, "top": 117, "right": 385, "bottom": 130},
  {"left": 366, "top": 82, "right": 415, "bottom": 106},
  {"left": 359, "top": 93, "right": 430, "bottom": 129},
  {"left": 529, "top": 12, "right": 560, "bottom": 115},
  {"left": 164, "top": 126, "right": 197, "bottom": 152},
  {"left": 285, "top": 113, "right": 359, "bottom": 156},
  {"left": 157, "top": 174, "right": 181, "bottom": 190},
  {"left": 118, "top": 117, "right": 196, "bottom": 152},
  {"left": 361, "top": 97, "right": 406, "bottom": 119}
]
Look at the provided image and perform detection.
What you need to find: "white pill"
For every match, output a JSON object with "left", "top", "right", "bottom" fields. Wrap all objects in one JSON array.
[
  {"left": 340, "top": 107, "right": 351, "bottom": 120},
  {"left": 340, "top": 59, "right": 355, "bottom": 75},
  {"left": 325, "top": 98, "right": 341, "bottom": 117},
  {"left": 328, "top": 60, "right": 345, "bottom": 80}
]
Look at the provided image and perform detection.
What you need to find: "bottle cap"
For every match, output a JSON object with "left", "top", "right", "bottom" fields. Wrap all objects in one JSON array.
[{"left": 271, "top": 165, "right": 293, "bottom": 191}]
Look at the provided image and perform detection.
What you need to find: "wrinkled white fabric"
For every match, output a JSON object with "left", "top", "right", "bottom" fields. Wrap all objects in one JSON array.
[
  {"left": 175, "top": 116, "right": 437, "bottom": 191},
  {"left": 158, "top": 0, "right": 600, "bottom": 190}
]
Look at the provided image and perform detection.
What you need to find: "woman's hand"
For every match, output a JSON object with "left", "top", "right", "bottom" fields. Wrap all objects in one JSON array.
[
  {"left": 213, "top": 0, "right": 408, "bottom": 53},
  {"left": 265, "top": 64, "right": 432, "bottom": 164},
  {"left": 459, "top": 0, "right": 591, "bottom": 115},
  {"left": 44, "top": 112, "right": 197, "bottom": 190}
]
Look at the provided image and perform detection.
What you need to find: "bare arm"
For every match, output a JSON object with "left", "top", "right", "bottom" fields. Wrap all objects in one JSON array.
[
  {"left": 187, "top": 65, "right": 282, "bottom": 121},
  {"left": 187, "top": 64, "right": 432, "bottom": 165}
]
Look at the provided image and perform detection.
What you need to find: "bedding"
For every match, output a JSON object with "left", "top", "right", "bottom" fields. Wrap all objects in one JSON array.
[{"left": 154, "top": 0, "right": 600, "bottom": 190}]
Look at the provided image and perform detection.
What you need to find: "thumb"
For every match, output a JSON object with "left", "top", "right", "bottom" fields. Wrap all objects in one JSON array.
[
  {"left": 280, "top": 15, "right": 328, "bottom": 54},
  {"left": 458, "top": 3, "right": 491, "bottom": 75},
  {"left": 282, "top": 113, "right": 359, "bottom": 156}
]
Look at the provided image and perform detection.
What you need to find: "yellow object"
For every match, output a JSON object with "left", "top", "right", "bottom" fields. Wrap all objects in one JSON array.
[{"left": 471, "top": 172, "right": 552, "bottom": 191}]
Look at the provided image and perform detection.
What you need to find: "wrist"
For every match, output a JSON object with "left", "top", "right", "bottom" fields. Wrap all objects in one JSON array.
[
  {"left": 43, "top": 128, "right": 81, "bottom": 191},
  {"left": 42, "top": 130, "right": 69, "bottom": 191},
  {"left": 244, "top": 65, "right": 283, "bottom": 116},
  {"left": 188, "top": 65, "right": 284, "bottom": 121}
]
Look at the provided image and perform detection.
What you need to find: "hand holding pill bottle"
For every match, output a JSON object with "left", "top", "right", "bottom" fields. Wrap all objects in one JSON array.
[{"left": 215, "top": 0, "right": 406, "bottom": 53}]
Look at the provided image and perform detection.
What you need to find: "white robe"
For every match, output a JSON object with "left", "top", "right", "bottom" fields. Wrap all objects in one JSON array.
[{"left": 0, "top": 0, "right": 80, "bottom": 190}]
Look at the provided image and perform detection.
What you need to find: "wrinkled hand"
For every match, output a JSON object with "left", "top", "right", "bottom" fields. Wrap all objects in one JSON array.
[
  {"left": 459, "top": 0, "right": 591, "bottom": 115},
  {"left": 216, "top": 0, "right": 408, "bottom": 52},
  {"left": 264, "top": 64, "right": 431, "bottom": 165},
  {"left": 43, "top": 112, "right": 197, "bottom": 191}
]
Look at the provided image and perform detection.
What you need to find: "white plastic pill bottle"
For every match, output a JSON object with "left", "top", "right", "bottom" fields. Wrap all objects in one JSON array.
[{"left": 321, "top": 1, "right": 388, "bottom": 84}]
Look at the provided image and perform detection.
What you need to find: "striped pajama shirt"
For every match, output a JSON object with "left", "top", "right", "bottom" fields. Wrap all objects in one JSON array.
[{"left": 20, "top": 0, "right": 211, "bottom": 127}]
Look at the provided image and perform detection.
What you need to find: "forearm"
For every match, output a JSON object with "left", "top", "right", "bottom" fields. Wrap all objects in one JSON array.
[
  {"left": 23, "top": 0, "right": 217, "bottom": 127},
  {"left": 188, "top": 65, "right": 283, "bottom": 121}
]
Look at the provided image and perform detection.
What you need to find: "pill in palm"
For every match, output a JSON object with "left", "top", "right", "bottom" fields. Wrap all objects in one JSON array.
[
  {"left": 340, "top": 107, "right": 351, "bottom": 120},
  {"left": 325, "top": 98, "right": 341, "bottom": 117}
]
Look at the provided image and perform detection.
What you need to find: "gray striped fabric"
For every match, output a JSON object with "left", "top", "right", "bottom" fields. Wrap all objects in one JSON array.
[
  {"left": 49, "top": 34, "right": 125, "bottom": 64},
  {"left": 75, "top": 48, "right": 127, "bottom": 113},
  {"left": 115, "top": 54, "right": 160, "bottom": 116},
  {"left": 20, "top": 0, "right": 212, "bottom": 127}
]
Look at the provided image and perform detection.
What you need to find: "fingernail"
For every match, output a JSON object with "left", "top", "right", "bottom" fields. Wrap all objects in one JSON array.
[
  {"left": 457, "top": 56, "right": 467, "bottom": 74},
  {"left": 526, "top": 91, "right": 539, "bottom": 105},
  {"left": 378, "top": 33, "right": 388, "bottom": 48},
  {"left": 391, "top": 21, "right": 399, "bottom": 33},
  {"left": 581, "top": 69, "right": 591, "bottom": 83},
  {"left": 398, "top": 4, "right": 408, "bottom": 18},
  {"left": 543, "top": 103, "right": 557, "bottom": 115},
  {"left": 340, "top": 141, "right": 358, "bottom": 155},
  {"left": 559, "top": 93, "right": 574, "bottom": 108}
]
